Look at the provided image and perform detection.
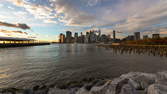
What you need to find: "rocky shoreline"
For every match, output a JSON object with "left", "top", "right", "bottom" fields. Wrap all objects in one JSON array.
[{"left": 1, "top": 71, "right": 167, "bottom": 94}]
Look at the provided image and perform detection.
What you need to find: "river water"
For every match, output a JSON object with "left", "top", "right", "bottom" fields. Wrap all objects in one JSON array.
[{"left": 0, "top": 44, "right": 167, "bottom": 89}]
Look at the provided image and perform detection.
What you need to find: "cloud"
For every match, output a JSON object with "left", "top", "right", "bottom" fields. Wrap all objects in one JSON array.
[
  {"left": 0, "top": 29, "right": 27, "bottom": 34},
  {"left": 0, "top": 4, "right": 4, "bottom": 8},
  {"left": 50, "top": 0, "right": 98, "bottom": 26},
  {"left": 7, "top": 0, "right": 98, "bottom": 26},
  {"left": 7, "top": 0, "right": 56, "bottom": 23},
  {"left": 87, "top": 0, "right": 99, "bottom": 6},
  {"left": 6, "top": 0, "right": 167, "bottom": 35},
  {"left": 160, "top": 28, "right": 167, "bottom": 34},
  {"left": 44, "top": 19, "right": 57, "bottom": 24},
  {"left": 113, "top": 0, "right": 167, "bottom": 33},
  {"left": 0, "top": 29, "right": 29, "bottom": 38},
  {"left": 0, "top": 21, "right": 30, "bottom": 29}
]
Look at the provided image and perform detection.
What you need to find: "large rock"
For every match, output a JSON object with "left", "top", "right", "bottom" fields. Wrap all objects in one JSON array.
[
  {"left": 75, "top": 72, "right": 156, "bottom": 94},
  {"left": 126, "top": 72, "right": 156, "bottom": 90},
  {"left": 147, "top": 84, "right": 167, "bottom": 94},
  {"left": 84, "top": 78, "right": 129, "bottom": 94},
  {"left": 156, "top": 71, "right": 167, "bottom": 84},
  {"left": 32, "top": 85, "right": 49, "bottom": 94},
  {"left": 48, "top": 87, "right": 70, "bottom": 94},
  {"left": 75, "top": 88, "right": 91, "bottom": 94}
]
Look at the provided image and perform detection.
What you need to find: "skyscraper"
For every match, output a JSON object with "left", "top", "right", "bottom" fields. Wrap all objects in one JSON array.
[
  {"left": 66, "top": 31, "right": 72, "bottom": 43},
  {"left": 74, "top": 32, "right": 78, "bottom": 43},
  {"left": 59, "top": 33, "right": 65, "bottom": 43},
  {"left": 113, "top": 30, "right": 116, "bottom": 40},
  {"left": 143, "top": 35, "right": 149, "bottom": 40},
  {"left": 152, "top": 34, "right": 160, "bottom": 39},
  {"left": 134, "top": 32, "right": 140, "bottom": 40},
  {"left": 85, "top": 32, "right": 90, "bottom": 43}
]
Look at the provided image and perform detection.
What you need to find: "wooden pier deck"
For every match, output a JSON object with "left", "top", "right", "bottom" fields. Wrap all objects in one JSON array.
[{"left": 0, "top": 43, "right": 51, "bottom": 48}]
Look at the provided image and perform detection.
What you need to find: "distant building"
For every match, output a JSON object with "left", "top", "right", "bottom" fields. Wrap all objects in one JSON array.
[
  {"left": 85, "top": 32, "right": 90, "bottom": 43},
  {"left": 66, "top": 31, "right": 72, "bottom": 43},
  {"left": 89, "top": 30, "right": 97, "bottom": 43},
  {"left": 134, "top": 32, "right": 140, "bottom": 40},
  {"left": 113, "top": 30, "right": 116, "bottom": 41},
  {"left": 100, "top": 34, "right": 109, "bottom": 43},
  {"left": 74, "top": 32, "right": 78, "bottom": 43},
  {"left": 152, "top": 34, "right": 160, "bottom": 39},
  {"left": 143, "top": 35, "right": 149, "bottom": 40},
  {"left": 59, "top": 33, "right": 65, "bottom": 43},
  {"left": 79, "top": 32, "right": 85, "bottom": 43},
  {"left": 124, "top": 35, "right": 135, "bottom": 41},
  {"left": 97, "top": 29, "right": 101, "bottom": 41}
]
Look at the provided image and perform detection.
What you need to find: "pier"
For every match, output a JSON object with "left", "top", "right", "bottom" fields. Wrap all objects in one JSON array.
[{"left": 0, "top": 37, "right": 50, "bottom": 48}]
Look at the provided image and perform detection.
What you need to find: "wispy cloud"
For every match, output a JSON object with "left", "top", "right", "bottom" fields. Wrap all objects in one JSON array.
[
  {"left": 115, "top": 0, "right": 167, "bottom": 33},
  {"left": 4, "top": 0, "right": 167, "bottom": 36},
  {"left": 0, "top": 21, "right": 30, "bottom": 29}
]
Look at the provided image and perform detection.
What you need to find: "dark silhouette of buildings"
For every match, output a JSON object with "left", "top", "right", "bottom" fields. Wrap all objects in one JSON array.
[
  {"left": 74, "top": 32, "right": 78, "bottom": 43},
  {"left": 100, "top": 34, "right": 109, "bottom": 43},
  {"left": 65, "top": 31, "right": 72, "bottom": 43},
  {"left": 152, "top": 34, "right": 160, "bottom": 39},
  {"left": 123, "top": 35, "right": 135, "bottom": 41},
  {"left": 59, "top": 29, "right": 112, "bottom": 43},
  {"left": 143, "top": 35, "right": 149, "bottom": 40},
  {"left": 134, "top": 32, "right": 140, "bottom": 40},
  {"left": 113, "top": 30, "right": 116, "bottom": 41},
  {"left": 59, "top": 33, "right": 65, "bottom": 43}
]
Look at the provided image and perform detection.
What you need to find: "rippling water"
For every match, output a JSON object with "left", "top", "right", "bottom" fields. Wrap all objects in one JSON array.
[{"left": 0, "top": 44, "right": 167, "bottom": 88}]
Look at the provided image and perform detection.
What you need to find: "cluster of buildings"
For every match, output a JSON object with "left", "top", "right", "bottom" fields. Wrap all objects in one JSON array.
[
  {"left": 59, "top": 30, "right": 162, "bottom": 44},
  {"left": 59, "top": 29, "right": 117, "bottom": 43},
  {"left": 123, "top": 32, "right": 160, "bottom": 41}
]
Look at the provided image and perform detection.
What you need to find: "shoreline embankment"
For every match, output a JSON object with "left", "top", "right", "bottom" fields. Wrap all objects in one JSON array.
[{"left": 1, "top": 71, "right": 167, "bottom": 94}]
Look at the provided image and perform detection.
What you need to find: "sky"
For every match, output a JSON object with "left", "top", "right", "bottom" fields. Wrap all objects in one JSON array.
[{"left": 1, "top": 0, "right": 167, "bottom": 41}]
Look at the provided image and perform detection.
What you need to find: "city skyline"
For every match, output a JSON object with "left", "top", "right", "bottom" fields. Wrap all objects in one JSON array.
[{"left": 1, "top": 0, "right": 167, "bottom": 41}]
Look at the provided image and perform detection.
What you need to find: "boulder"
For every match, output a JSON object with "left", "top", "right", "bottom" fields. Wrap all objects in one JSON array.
[
  {"left": 147, "top": 84, "right": 167, "bottom": 94},
  {"left": 121, "top": 72, "right": 156, "bottom": 90},
  {"left": 32, "top": 85, "right": 49, "bottom": 94},
  {"left": 48, "top": 87, "right": 70, "bottom": 94},
  {"left": 75, "top": 88, "right": 91, "bottom": 94},
  {"left": 89, "top": 78, "right": 129, "bottom": 94},
  {"left": 156, "top": 71, "right": 167, "bottom": 84},
  {"left": 120, "top": 84, "right": 136, "bottom": 94}
]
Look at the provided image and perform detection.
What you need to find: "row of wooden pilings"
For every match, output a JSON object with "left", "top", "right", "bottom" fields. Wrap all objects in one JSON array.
[{"left": 97, "top": 44, "right": 167, "bottom": 57}]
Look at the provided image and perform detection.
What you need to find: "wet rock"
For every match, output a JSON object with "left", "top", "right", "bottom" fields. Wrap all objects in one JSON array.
[
  {"left": 120, "top": 84, "right": 136, "bottom": 94},
  {"left": 121, "top": 72, "right": 156, "bottom": 90},
  {"left": 0, "top": 88, "right": 23, "bottom": 94},
  {"left": 48, "top": 87, "right": 70, "bottom": 94},
  {"left": 32, "top": 85, "right": 49, "bottom": 94},
  {"left": 147, "top": 84, "right": 167, "bottom": 94},
  {"left": 89, "top": 78, "right": 129, "bottom": 94},
  {"left": 156, "top": 71, "right": 167, "bottom": 84},
  {"left": 22, "top": 89, "right": 33, "bottom": 94},
  {"left": 76, "top": 88, "right": 91, "bottom": 94}
]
